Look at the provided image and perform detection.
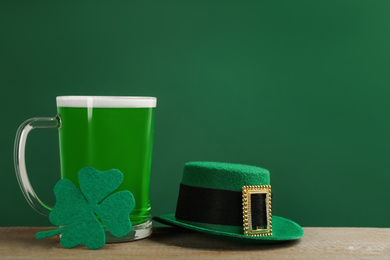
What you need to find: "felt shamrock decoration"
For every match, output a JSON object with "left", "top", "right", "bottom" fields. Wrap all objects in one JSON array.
[{"left": 36, "top": 167, "right": 135, "bottom": 249}]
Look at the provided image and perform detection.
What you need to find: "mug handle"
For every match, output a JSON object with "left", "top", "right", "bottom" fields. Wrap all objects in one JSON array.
[{"left": 14, "top": 116, "right": 61, "bottom": 216}]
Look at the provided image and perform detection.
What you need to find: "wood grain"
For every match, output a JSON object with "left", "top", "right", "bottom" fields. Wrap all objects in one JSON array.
[{"left": 0, "top": 227, "right": 389, "bottom": 259}]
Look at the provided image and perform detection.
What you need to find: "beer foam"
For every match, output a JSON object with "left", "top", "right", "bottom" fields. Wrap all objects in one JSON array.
[{"left": 56, "top": 96, "right": 157, "bottom": 108}]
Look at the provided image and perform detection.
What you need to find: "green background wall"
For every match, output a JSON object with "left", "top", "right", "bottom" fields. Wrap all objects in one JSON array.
[{"left": 1, "top": 0, "right": 389, "bottom": 227}]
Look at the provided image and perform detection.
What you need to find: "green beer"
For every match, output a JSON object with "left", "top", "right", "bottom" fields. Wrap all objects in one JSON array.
[
  {"left": 14, "top": 96, "right": 156, "bottom": 241},
  {"left": 57, "top": 106, "right": 155, "bottom": 225}
]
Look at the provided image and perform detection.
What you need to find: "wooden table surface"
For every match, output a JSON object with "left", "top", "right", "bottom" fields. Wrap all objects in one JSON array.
[{"left": 0, "top": 227, "right": 389, "bottom": 259}]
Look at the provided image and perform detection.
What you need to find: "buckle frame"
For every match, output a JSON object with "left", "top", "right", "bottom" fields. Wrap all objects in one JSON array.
[{"left": 242, "top": 185, "right": 272, "bottom": 237}]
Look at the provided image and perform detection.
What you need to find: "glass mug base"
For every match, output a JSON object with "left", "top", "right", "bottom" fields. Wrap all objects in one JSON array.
[{"left": 105, "top": 220, "right": 153, "bottom": 242}]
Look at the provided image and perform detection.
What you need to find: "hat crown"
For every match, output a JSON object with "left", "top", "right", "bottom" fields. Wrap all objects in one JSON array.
[{"left": 181, "top": 162, "right": 270, "bottom": 192}]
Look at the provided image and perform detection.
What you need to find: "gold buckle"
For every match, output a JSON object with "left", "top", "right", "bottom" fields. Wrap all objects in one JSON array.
[{"left": 242, "top": 185, "right": 272, "bottom": 237}]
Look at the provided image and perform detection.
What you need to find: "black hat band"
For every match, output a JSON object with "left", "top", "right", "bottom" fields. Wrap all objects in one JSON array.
[{"left": 175, "top": 183, "right": 271, "bottom": 233}]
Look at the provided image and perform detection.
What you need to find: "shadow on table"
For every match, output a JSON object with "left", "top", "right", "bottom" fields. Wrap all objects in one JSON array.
[{"left": 149, "top": 227, "right": 301, "bottom": 251}]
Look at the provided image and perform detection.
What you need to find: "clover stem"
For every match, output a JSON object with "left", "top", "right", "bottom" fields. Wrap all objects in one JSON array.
[{"left": 36, "top": 226, "right": 66, "bottom": 239}]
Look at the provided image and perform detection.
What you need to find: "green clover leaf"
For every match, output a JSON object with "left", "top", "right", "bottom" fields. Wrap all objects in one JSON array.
[{"left": 36, "top": 167, "right": 135, "bottom": 250}]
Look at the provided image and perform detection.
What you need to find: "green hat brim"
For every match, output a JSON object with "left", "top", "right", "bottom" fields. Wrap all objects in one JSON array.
[{"left": 154, "top": 214, "right": 304, "bottom": 243}]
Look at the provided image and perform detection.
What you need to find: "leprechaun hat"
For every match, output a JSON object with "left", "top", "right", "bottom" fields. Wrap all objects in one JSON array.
[{"left": 154, "top": 162, "right": 304, "bottom": 243}]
